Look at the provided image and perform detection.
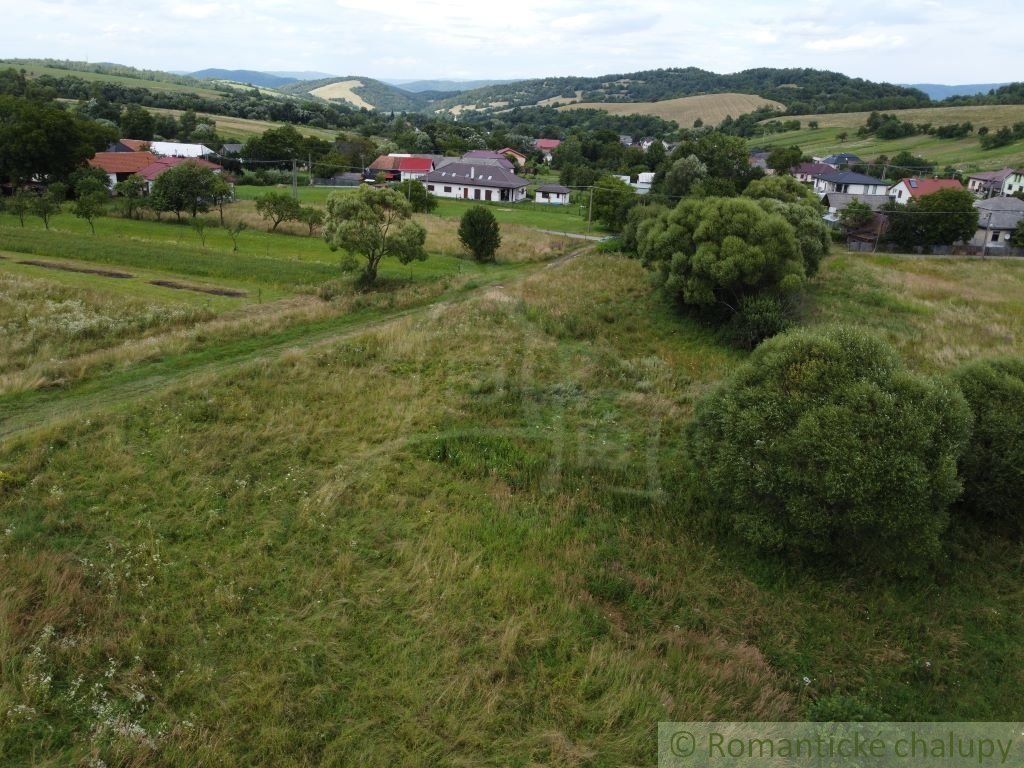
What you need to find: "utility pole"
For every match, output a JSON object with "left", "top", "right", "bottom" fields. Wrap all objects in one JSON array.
[
  {"left": 981, "top": 211, "right": 992, "bottom": 260},
  {"left": 291, "top": 158, "right": 298, "bottom": 200},
  {"left": 308, "top": 153, "right": 313, "bottom": 186},
  {"left": 587, "top": 186, "right": 594, "bottom": 233}
]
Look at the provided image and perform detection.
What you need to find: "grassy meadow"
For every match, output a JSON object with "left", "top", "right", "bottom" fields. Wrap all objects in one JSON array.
[
  {"left": 8, "top": 62, "right": 226, "bottom": 99},
  {"left": 561, "top": 92, "right": 784, "bottom": 127},
  {"left": 753, "top": 104, "right": 1024, "bottom": 171},
  {"left": 1, "top": 238, "right": 1024, "bottom": 765}
]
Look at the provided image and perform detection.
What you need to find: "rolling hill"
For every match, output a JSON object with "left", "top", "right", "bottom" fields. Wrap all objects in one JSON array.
[
  {"left": 560, "top": 93, "right": 784, "bottom": 127},
  {"left": 283, "top": 76, "right": 457, "bottom": 111},
  {"left": 385, "top": 78, "right": 519, "bottom": 93},
  {"left": 752, "top": 104, "right": 1024, "bottom": 171},
  {"left": 432, "top": 67, "right": 932, "bottom": 117},
  {"left": 907, "top": 83, "right": 1012, "bottom": 100},
  {"left": 1, "top": 59, "right": 227, "bottom": 98},
  {"left": 190, "top": 69, "right": 299, "bottom": 88}
]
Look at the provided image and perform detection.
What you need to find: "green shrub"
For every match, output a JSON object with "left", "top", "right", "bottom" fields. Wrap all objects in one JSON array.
[
  {"left": 458, "top": 206, "right": 501, "bottom": 262},
  {"left": 950, "top": 357, "right": 1024, "bottom": 531},
  {"left": 686, "top": 326, "right": 971, "bottom": 574},
  {"left": 727, "top": 294, "right": 792, "bottom": 348}
]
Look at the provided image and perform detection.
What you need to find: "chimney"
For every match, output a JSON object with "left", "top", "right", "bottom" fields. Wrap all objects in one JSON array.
[{"left": 470, "top": 166, "right": 475, "bottom": 180}]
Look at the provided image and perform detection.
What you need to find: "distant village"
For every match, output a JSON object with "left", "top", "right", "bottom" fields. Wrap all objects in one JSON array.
[{"left": 87, "top": 133, "right": 1024, "bottom": 254}]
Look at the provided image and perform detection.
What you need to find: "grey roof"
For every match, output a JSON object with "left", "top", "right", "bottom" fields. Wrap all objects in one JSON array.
[
  {"left": 822, "top": 193, "right": 891, "bottom": 212},
  {"left": 976, "top": 196, "right": 1024, "bottom": 230},
  {"left": 536, "top": 184, "right": 570, "bottom": 194},
  {"left": 461, "top": 150, "right": 515, "bottom": 170},
  {"left": 822, "top": 153, "right": 862, "bottom": 164},
  {"left": 220, "top": 143, "right": 243, "bottom": 154},
  {"left": 969, "top": 168, "right": 1015, "bottom": 182},
  {"left": 817, "top": 170, "right": 887, "bottom": 186},
  {"left": 976, "top": 196, "right": 1024, "bottom": 212},
  {"left": 424, "top": 162, "right": 528, "bottom": 190}
]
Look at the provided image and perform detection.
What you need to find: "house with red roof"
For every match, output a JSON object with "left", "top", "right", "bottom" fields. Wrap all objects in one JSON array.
[
  {"left": 888, "top": 177, "right": 964, "bottom": 205},
  {"left": 397, "top": 156, "right": 433, "bottom": 181},
  {"left": 533, "top": 138, "right": 561, "bottom": 163},
  {"left": 88, "top": 151, "right": 158, "bottom": 187},
  {"left": 137, "top": 157, "right": 224, "bottom": 192}
]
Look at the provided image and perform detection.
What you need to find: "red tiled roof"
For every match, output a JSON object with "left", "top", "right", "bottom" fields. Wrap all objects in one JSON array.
[
  {"left": 895, "top": 178, "right": 964, "bottom": 199},
  {"left": 533, "top": 138, "right": 561, "bottom": 151},
  {"left": 138, "top": 156, "right": 222, "bottom": 181},
  {"left": 497, "top": 147, "right": 526, "bottom": 157},
  {"left": 88, "top": 151, "right": 157, "bottom": 174},
  {"left": 397, "top": 157, "right": 433, "bottom": 172},
  {"left": 119, "top": 139, "right": 152, "bottom": 151}
]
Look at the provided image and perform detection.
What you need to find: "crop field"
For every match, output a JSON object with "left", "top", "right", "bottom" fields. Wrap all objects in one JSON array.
[
  {"left": 8, "top": 62, "right": 225, "bottom": 98},
  {"left": 754, "top": 104, "right": 1024, "bottom": 171},
  {"left": 560, "top": 93, "right": 784, "bottom": 127},
  {"left": 309, "top": 79, "right": 374, "bottom": 109},
  {"left": 1, "top": 236, "right": 1024, "bottom": 765}
]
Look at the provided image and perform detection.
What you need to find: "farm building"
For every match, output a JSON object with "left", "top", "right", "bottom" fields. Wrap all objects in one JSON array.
[
  {"left": 821, "top": 192, "right": 891, "bottom": 223},
  {"left": 888, "top": 177, "right": 964, "bottom": 205},
  {"left": 88, "top": 151, "right": 158, "bottom": 186},
  {"left": 397, "top": 157, "right": 433, "bottom": 181},
  {"left": 535, "top": 184, "right": 571, "bottom": 205},
  {"left": 813, "top": 170, "right": 889, "bottom": 196},
  {"left": 971, "top": 196, "right": 1024, "bottom": 249},
  {"left": 423, "top": 163, "right": 528, "bottom": 202}
]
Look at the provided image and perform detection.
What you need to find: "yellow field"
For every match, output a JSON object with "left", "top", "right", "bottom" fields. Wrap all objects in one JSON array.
[
  {"left": 537, "top": 91, "right": 583, "bottom": 107},
  {"left": 146, "top": 108, "right": 341, "bottom": 141},
  {"left": 559, "top": 93, "right": 784, "bottom": 126},
  {"left": 309, "top": 79, "right": 373, "bottom": 110},
  {"left": 781, "top": 104, "right": 1024, "bottom": 130}
]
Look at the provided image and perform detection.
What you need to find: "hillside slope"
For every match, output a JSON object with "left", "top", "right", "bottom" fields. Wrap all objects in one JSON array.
[
  {"left": 283, "top": 76, "right": 455, "bottom": 111},
  {"left": 191, "top": 69, "right": 299, "bottom": 88},
  {"left": 434, "top": 67, "right": 931, "bottom": 117},
  {"left": 561, "top": 93, "right": 783, "bottom": 127}
]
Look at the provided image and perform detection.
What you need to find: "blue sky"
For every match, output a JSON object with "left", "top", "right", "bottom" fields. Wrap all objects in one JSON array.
[{"left": 2, "top": 0, "right": 1020, "bottom": 84}]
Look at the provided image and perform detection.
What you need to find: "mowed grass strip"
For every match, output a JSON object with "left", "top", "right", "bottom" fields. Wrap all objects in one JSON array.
[{"left": 1, "top": 254, "right": 1023, "bottom": 766}]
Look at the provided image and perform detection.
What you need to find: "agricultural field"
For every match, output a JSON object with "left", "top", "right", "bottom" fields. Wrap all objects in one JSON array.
[
  {"left": 2, "top": 243, "right": 1024, "bottom": 765},
  {"left": 560, "top": 93, "right": 784, "bottom": 127},
  {"left": 145, "top": 108, "right": 341, "bottom": 142},
  {"left": 8, "top": 61, "right": 226, "bottom": 98},
  {"left": 308, "top": 79, "right": 374, "bottom": 110},
  {"left": 754, "top": 104, "right": 1024, "bottom": 171}
]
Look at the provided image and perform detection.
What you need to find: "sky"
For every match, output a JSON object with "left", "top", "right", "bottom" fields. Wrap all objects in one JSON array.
[{"left": 1, "top": 0, "right": 1020, "bottom": 85}]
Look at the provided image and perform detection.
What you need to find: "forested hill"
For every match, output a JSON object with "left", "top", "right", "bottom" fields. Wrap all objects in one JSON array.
[{"left": 433, "top": 67, "right": 932, "bottom": 116}]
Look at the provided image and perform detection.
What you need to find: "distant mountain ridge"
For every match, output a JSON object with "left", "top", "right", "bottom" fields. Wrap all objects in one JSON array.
[
  {"left": 190, "top": 69, "right": 299, "bottom": 88},
  {"left": 906, "top": 83, "right": 1013, "bottom": 100}
]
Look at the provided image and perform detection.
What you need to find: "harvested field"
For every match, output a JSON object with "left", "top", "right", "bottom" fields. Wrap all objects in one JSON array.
[
  {"left": 150, "top": 279, "right": 248, "bottom": 297},
  {"left": 560, "top": 92, "right": 784, "bottom": 126},
  {"left": 17, "top": 259, "right": 134, "bottom": 278}
]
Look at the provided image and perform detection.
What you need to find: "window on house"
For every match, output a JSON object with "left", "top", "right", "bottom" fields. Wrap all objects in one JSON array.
[
  {"left": 444, "top": 186, "right": 452, "bottom": 193},
  {"left": 992, "top": 231, "right": 1001, "bottom": 242},
  {"left": 427, "top": 185, "right": 434, "bottom": 191},
  {"left": 474, "top": 189, "right": 481, "bottom": 200},
  {"left": 898, "top": 190, "right": 903, "bottom": 199},
  {"left": 485, "top": 190, "right": 492, "bottom": 201}
]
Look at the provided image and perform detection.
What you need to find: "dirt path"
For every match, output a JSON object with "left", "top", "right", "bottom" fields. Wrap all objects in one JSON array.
[{"left": 0, "top": 246, "right": 593, "bottom": 444}]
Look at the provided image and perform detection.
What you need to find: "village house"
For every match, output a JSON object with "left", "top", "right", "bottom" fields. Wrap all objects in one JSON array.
[
  {"left": 820, "top": 192, "right": 891, "bottom": 224},
  {"left": 791, "top": 162, "right": 835, "bottom": 184},
  {"left": 535, "top": 183, "right": 571, "bottom": 205},
  {"left": 888, "top": 177, "right": 964, "bottom": 205},
  {"left": 967, "top": 168, "right": 1015, "bottom": 197},
  {"left": 88, "top": 151, "right": 158, "bottom": 187},
  {"left": 748, "top": 151, "right": 772, "bottom": 173},
  {"left": 137, "top": 157, "right": 224, "bottom": 192},
  {"left": 971, "top": 196, "right": 1024, "bottom": 249},
  {"left": 533, "top": 138, "right": 561, "bottom": 163},
  {"left": 813, "top": 170, "right": 889, "bottom": 196},
  {"left": 107, "top": 139, "right": 152, "bottom": 153},
  {"left": 423, "top": 162, "right": 528, "bottom": 202},
  {"left": 1004, "top": 170, "right": 1024, "bottom": 197},
  {"left": 366, "top": 154, "right": 401, "bottom": 181},
  {"left": 396, "top": 157, "right": 433, "bottom": 181}
]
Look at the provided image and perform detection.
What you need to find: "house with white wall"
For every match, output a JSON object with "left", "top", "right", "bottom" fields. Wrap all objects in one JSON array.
[
  {"left": 423, "top": 163, "right": 528, "bottom": 202},
  {"left": 813, "top": 170, "right": 889, "bottom": 196},
  {"left": 1004, "top": 170, "right": 1024, "bottom": 197},
  {"left": 971, "top": 196, "right": 1024, "bottom": 249},
  {"left": 967, "top": 168, "right": 1015, "bottom": 197},
  {"left": 888, "top": 177, "right": 964, "bottom": 205}
]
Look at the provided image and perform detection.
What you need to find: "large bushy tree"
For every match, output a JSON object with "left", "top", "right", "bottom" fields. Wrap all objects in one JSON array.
[
  {"left": 687, "top": 326, "right": 971, "bottom": 574},
  {"left": 323, "top": 186, "right": 427, "bottom": 285},
  {"left": 150, "top": 163, "right": 219, "bottom": 220},
  {"left": 885, "top": 188, "right": 979, "bottom": 250},
  {"left": 255, "top": 191, "right": 302, "bottom": 231},
  {"left": 591, "top": 174, "right": 638, "bottom": 232}
]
